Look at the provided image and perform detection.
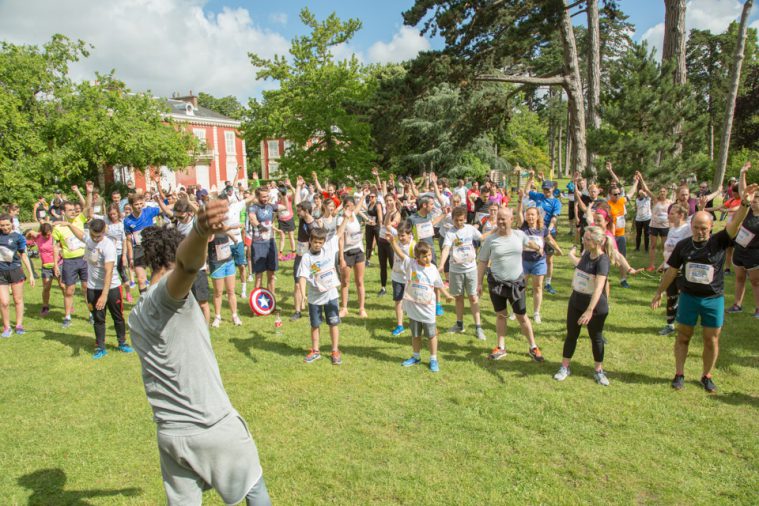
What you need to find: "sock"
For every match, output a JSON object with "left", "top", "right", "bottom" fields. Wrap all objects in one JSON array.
[
  {"left": 232, "top": 313, "right": 238, "bottom": 319},
  {"left": 65, "top": 313, "right": 71, "bottom": 320},
  {"left": 704, "top": 373, "right": 712, "bottom": 379},
  {"left": 430, "top": 354, "right": 438, "bottom": 361},
  {"left": 475, "top": 324, "right": 482, "bottom": 329},
  {"left": 545, "top": 277, "right": 552, "bottom": 284},
  {"left": 456, "top": 320, "right": 463, "bottom": 327},
  {"left": 412, "top": 352, "right": 420, "bottom": 359}
]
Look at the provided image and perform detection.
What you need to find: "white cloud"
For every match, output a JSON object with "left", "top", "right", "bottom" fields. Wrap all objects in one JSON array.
[
  {"left": 268, "top": 12, "right": 287, "bottom": 25},
  {"left": 641, "top": 0, "right": 747, "bottom": 60},
  {"left": 367, "top": 26, "right": 431, "bottom": 64},
  {"left": 0, "top": 0, "right": 290, "bottom": 101}
]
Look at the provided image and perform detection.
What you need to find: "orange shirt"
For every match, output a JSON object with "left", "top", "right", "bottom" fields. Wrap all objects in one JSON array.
[{"left": 608, "top": 197, "right": 627, "bottom": 237}]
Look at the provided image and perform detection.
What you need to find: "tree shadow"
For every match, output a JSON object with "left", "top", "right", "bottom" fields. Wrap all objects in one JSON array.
[
  {"left": 39, "top": 329, "right": 93, "bottom": 358},
  {"left": 708, "top": 391, "right": 759, "bottom": 408},
  {"left": 18, "top": 468, "right": 140, "bottom": 505}
]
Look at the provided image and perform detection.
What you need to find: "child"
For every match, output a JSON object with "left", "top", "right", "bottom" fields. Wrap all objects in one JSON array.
[
  {"left": 439, "top": 206, "right": 486, "bottom": 339},
  {"left": 388, "top": 233, "right": 453, "bottom": 372},
  {"left": 296, "top": 221, "right": 348, "bottom": 365},
  {"left": 389, "top": 222, "right": 416, "bottom": 336}
]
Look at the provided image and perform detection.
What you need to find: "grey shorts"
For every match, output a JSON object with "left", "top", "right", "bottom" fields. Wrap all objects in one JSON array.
[
  {"left": 410, "top": 319, "right": 437, "bottom": 339},
  {"left": 157, "top": 412, "right": 263, "bottom": 506},
  {"left": 449, "top": 269, "right": 478, "bottom": 297},
  {"left": 61, "top": 257, "right": 87, "bottom": 286}
]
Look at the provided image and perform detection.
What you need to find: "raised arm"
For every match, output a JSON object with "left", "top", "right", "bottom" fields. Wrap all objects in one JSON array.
[
  {"left": 636, "top": 171, "right": 654, "bottom": 199},
  {"left": 515, "top": 189, "right": 525, "bottom": 228},
  {"left": 153, "top": 194, "right": 174, "bottom": 219},
  {"left": 312, "top": 171, "right": 324, "bottom": 194},
  {"left": 71, "top": 185, "right": 86, "bottom": 211},
  {"left": 606, "top": 161, "right": 621, "bottom": 186},
  {"left": 626, "top": 175, "right": 640, "bottom": 201},
  {"left": 739, "top": 161, "right": 750, "bottom": 194},
  {"left": 727, "top": 184, "right": 759, "bottom": 238}
]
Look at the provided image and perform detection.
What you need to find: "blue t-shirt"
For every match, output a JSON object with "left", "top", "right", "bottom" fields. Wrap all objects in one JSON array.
[
  {"left": 528, "top": 191, "right": 562, "bottom": 230},
  {"left": 249, "top": 204, "right": 275, "bottom": 243},
  {"left": 520, "top": 224, "right": 549, "bottom": 262},
  {"left": 124, "top": 206, "right": 161, "bottom": 247},
  {"left": 0, "top": 232, "right": 26, "bottom": 271}
]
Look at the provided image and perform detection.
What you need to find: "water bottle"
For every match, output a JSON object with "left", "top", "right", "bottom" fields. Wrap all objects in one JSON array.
[{"left": 274, "top": 310, "right": 283, "bottom": 335}]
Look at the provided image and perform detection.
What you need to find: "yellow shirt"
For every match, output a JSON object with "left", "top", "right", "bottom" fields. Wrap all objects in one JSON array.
[
  {"left": 52, "top": 214, "right": 87, "bottom": 258},
  {"left": 608, "top": 197, "right": 627, "bottom": 237}
]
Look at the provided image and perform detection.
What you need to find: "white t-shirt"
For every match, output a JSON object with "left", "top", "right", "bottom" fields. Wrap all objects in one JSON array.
[
  {"left": 391, "top": 237, "right": 416, "bottom": 284},
  {"left": 85, "top": 235, "right": 121, "bottom": 290},
  {"left": 105, "top": 220, "right": 126, "bottom": 254},
  {"left": 401, "top": 257, "right": 444, "bottom": 324},
  {"left": 454, "top": 186, "right": 468, "bottom": 203},
  {"left": 338, "top": 216, "right": 364, "bottom": 252},
  {"left": 478, "top": 229, "right": 529, "bottom": 282},
  {"left": 443, "top": 224, "right": 482, "bottom": 274},
  {"left": 635, "top": 196, "right": 652, "bottom": 221},
  {"left": 296, "top": 236, "right": 340, "bottom": 306},
  {"left": 651, "top": 201, "right": 670, "bottom": 229},
  {"left": 664, "top": 223, "right": 692, "bottom": 264},
  {"left": 224, "top": 201, "right": 247, "bottom": 243}
]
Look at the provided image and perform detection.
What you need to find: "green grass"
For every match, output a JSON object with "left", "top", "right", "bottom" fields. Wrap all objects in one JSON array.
[{"left": 1, "top": 226, "right": 758, "bottom": 505}]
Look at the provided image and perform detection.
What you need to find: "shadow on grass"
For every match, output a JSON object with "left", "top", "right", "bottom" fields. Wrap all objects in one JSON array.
[
  {"left": 39, "top": 329, "right": 94, "bottom": 358},
  {"left": 18, "top": 468, "right": 140, "bottom": 505},
  {"left": 708, "top": 391, "right": 759, "bottom": 408}
]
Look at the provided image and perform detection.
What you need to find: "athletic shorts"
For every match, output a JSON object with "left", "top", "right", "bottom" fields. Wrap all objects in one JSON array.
[
  {"left": 41, "top": 266, "right": 56, "bottom": 280},
  {"left": 343, "top": 248, "right": 365, "bottom": 268},
  {"left": 231, "top": 241, "right": 246, "bottom": 267},
  {"left": 293, "top": 255, "right": 303, "bottom": 282},
  {"left": 61, "top": 257, "right": 87, "bottom": 286},
  {"left": 192, "top": 270, "right": 210, "bottom": 303},
  {"left": 449, "top": 269, "right": 478, "bottom": 297},
  {"left": 615, "top": 236, "right": 627, "bottom": 257},
  {"left": 252, "top": 240, "right": 278, "bottom": 274},
  {"left": 132, "top": 245, "right": 147, "bottom": 268},
  {"left": 0, "top": 267, "right": 25, "bottom": 285},
  {"left": 210, "top": 260, "right": 235, "bottom": 280},
  {"left": 650, "top": 227, "right": 669, "bottom": 237},
  {"left": 522, "top": 258, "right": 547, "bottom": 276},
  {"left": 157, "top": 411, "right": 263, "bottom": 506},
  {"left": 308, "top": 298, "right": 340, "bottom": 328},
  {"left": 488, "top": 276, "right": 527, "bottom": 315},
  {"left": 392, "top": 280, "right": 405, "bottom": 301},
  {"left": 732, "top": 249, "right": 759, "bottom": 270},
  {"left": 278, "top": 218, "right": 295, "bottom": 232},
  {"left": 676, "top": 291, "right": 724, "bottom": 328},
  {"left": 410, "top": 319, "right": 437, "bottom": 339}
]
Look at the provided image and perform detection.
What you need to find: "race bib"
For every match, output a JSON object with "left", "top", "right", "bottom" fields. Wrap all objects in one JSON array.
[
  {"left": 296, "top": 241, "right": 309, "bottom": 256},
  {"left": 94, "top": 205, "right": 102, "bottom": 215},
  {"left": 0, "top": 246, "right": 14, "bottom": 262},
  {"left": 451, "top": 243, "right": 476, "bottom": 265},
  {"left": 735, "top": 226, "right": 756, "bottom": 248},
  {"left": 215, "top": 242, "right": 232, "bottom": 261},
  {"left": 416, "top": 221, "right": 434, "bottom": 240},
  {"left": 314, "top": 267, "right": 340, "bottom": 292},
  {"left": 527, "top": 235, "right": 544, "bottom": 249},
  {"left": 572, "top": 270, "right": 596, "bottom": 295},
  {"left": 685, "top": 262, "right": 715, "bottom": 285},
  {"left": 132, "top": 230, "right": 142, "bottom": 246},
  {"left": 475, "top": 212, "right": 488, "bottom": 224},
  {"left": 615, "top": 215, "right": 626, "bottom": 230},
  {"left": 39, "top": 210, "right": 47, "bottom": 218},
  {"left": 66, "top": 234, "right": 85, "bottom": 251},
  {"left": 404, "top": 281, "right": 435, "bottom": 305}
]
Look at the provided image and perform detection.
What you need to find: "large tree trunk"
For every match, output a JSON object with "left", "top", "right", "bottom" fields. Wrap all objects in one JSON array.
[
  {"left": 565, "top": 119, "right": 572, "bottom": 177},
  {"left": 586, "top": 0, "right": 602, "bottom": 174},
  {"left": 557, "top": 120, "right": 563, "bottom": 177},
  {"left": 663, "top": 0, "right": 687, "bottom": 157},
  {"left": 559, "top": 1, "right": 588, "bottom": 175},
  {"left": 713, "top": 0, "right": 753, "bottom": 189}
]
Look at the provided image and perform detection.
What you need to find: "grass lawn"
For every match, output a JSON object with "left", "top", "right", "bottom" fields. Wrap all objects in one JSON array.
[{"left": 1, "top": 217, "right": 758, "bottom": 505}]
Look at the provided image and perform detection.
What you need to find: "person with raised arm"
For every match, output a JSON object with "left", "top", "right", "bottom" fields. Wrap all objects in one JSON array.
[
  {"left": 726, "top": 162, "right": 759, "bottom": 317},
  {"left": 0, "top": 213, "right": 35, "bottom": 337}
]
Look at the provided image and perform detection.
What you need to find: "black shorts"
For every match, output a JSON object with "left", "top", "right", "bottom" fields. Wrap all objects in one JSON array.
[
  {"left": 191, "top": 270, "right": 210, "bottom": 303},
  {"left": 278, "top": 218, "right": 295, "bottom": 232},
  {"left": 133, "top": 245, "right": 147, "bottom": 268},
  {"left": 343, "top": 248, "right": 365, "bottom": 267},
  {"left": 0, "top": 267, "right": 25, "bottom": 285},
  {"left": 733, "top": 249, "right": 759, "bottom": 270},
  {"left": 61, "top": 257, "right": 87, "bottom": 286},
  {"left": 392, "top": 280, "right": 405, "bottom": 301},
  {"left": 252, "top": 239, "right": 278, "bottom": 273},
  {"left": 116, "top": 255, "right": 129, "bottom": 283},
  {"left": 41, "top": 266, "right": 56, "bottom": 280},
  {"left": 293, "top": 255, "right": 302, "bottom": 281},
  {"left": 487, "top": 274, "right": 527, "bottom": 315},
  {"left": 650, "top": 227, "right": 669, "bottom": 237}
]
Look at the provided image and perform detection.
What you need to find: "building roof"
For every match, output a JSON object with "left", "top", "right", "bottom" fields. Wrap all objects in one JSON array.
[{"left": 163, "top": 98, "right": 241, "bottom": 128}]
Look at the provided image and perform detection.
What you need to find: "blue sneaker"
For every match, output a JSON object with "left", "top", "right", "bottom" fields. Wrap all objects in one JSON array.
[
  {"left": 62, "top": 318, "right": 72, "bottom": 329},
  {"left": 435, "top": 303, "right": 444, "bottom": 316},
  {"left": 429, "top": 358, "right": 440, "bottom": 373},
  {"left": 544, "top": 283, "right": 557, "bottom": 295},
  {"left": 117, "top": 343, "right": 134, "bottom": 353},
  {"left": 391, "top": 325, "right": 405, "bottom": 336},
  {"left": 15, "top": 326, "right": 25, "bottom": 335},
  {"left": 93, "top": 348, "right": 107, "bottom": 360},
  {"left": 1, "top": 327, "right": 11, "bottom": 338},
  {"left": 620, "top": 279, "right": 631, "bottom": 289},
  {"left": 402, "top": 356, "right": 421, "bottom": 367}
]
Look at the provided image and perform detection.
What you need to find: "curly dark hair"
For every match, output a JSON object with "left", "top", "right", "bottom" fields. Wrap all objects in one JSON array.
[{"left": 140, "top": 225, "right": 184, "bottom": 272}]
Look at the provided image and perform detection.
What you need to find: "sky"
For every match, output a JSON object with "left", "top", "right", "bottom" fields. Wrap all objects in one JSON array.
[{"left": 0, "top": 0, "right": 757, "bottom": 103}]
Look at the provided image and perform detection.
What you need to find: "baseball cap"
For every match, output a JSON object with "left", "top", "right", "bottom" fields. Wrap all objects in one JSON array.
[
  {"left": 199, "top": 189, "right": 209, "bottom": 197},
  {"left": 541, "top": 181, "right": 553, "bottom": 190},
  {"left": 224, "top": 185, "right": 234, "bottom": 194},
  {"left": 54, "top": 189, "right": 62, "bottom": 194}
]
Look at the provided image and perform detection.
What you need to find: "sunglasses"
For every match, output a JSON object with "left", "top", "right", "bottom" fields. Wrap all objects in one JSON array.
[{"left": 612, "top": 193, "right": 621, "bottom": 196}]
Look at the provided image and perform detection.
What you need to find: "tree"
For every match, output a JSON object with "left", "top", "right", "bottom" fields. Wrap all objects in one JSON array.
[
  {"left": 197, "top": 92, "right": 244, "bottom": 120},
  {"left": 586, "top": 0, "right": 602, "bottom": 175},
  {"left": 245, "top": 8, "right": 375, "bottom": 180},
  {"left": 663, "top": 0, "right": 687, "bottom": 156}
]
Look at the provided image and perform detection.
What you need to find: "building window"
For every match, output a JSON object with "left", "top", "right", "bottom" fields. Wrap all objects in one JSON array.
[
  {"left": 267, "top": 140, "right": 280, "bottom": 159},
  {"left": 269, "top": 161, "right": 280, "bottom": 177},
  {"left": 225, "top": 131, "right": 236, "bottom": 155},
  {"left": 193, "top": 129, "right": 207, "bottom": 150}
]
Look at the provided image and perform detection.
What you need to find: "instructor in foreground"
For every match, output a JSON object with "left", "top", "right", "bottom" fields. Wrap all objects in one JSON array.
[{"left": 128, "top": 199, "right": 271, "bottom": 505}]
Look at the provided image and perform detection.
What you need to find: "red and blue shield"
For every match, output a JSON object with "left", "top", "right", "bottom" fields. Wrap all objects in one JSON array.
[{"left": 249, "top": 288, "right": 276, "bottom": 316}]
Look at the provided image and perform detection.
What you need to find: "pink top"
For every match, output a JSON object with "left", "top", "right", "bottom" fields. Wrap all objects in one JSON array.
[{"left": 32, "top": 234, "right": 55, "bottom": 267}]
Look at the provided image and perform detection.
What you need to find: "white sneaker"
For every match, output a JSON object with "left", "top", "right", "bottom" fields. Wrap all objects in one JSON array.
[
  {"left": 594, "top": 370, "right": 610, "bottom": 386},
  {"left": 212, "top": 316, "right": 221, "bottom": 328},
  {"left": 241, "top": 283, "right": 247, "bottom": 299},
  {"left": 554, "top": 366, "right": 570, "bottom": 381},
  {"left": 474, "top": 327, "right": 487, "bottom": 341},
  {"left": 232, "top": 314, "right": 242, "bottom": 326},
  {"left": 533, "top": 312, "right": 542, "bottom": 324},
  {"left": 509, "top": 313, "right": 516, "bottom": 321},
  {"left": 247, "top": 274, "right": 254, "bottom": 282}
]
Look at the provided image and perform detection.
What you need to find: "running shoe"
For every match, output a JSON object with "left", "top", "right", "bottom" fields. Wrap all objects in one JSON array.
[
  {"left": 474, "top": 327, "right": 487, "bottom": 341},
  {"left": 726, "top": 303, "right": 743, "bottom": 314},
  {"left": 92, "top": 348, "right": 107, "bottom": 360},
  {"left": 754, "top": 309, "right": 759, "bottom": 319},
  {"left": 241, "top": 284, "right": 247, "bottom": 299},
  {"left": 62, "top": 318, "right": 72, "bottom": 329},
  {"left": 304, "top": 349, "right": 321, "bottom": 363},
  {"left": 528, "top": 346, "right": 544, "bottom": 363},
  {"left": 232, "top": 315, "right": 243, "bottom": 326},
  {"left": 658, "top": 324, "right": 675, "bottom": 336},
  {"left": 365, "top": 260, "right": 372, "bottom": 268},
  {"left": 117, "top": 343, "right": 134, "bottom": 353},
  {"left": 377, "top": 287, "right": 387, "bottom": 296},
  {"left": 671, "top": 374, "right": 685, "bottom": 390},
  {"left": 40, "top": 306, "right": 49, "bottom": 317},
  {"left": 211, "top": 316, "right": 221, "bottom": 328},
  {"left": 533, "top": 312, "right": 542, "bottom": 324},
  {"left": 594, "top": 370, "right": 610, "bottom": 386},
  {"left": 544, "top": 283, "right": 557, "bottom": 295},
  {"left": 429, "top": 358, "right": 440, "bottom": 373},
  {"left": 88, "top": 314, "right": 95, "bottom": 325},
  {"left": 645, "top": 265, "right": 655, "bottom": 272},
  {"left": 724, "top": 269, "right": 732, "bottom": 276},
  {"left": 701, "top": 375, "right": 717, "bottom": 393},
  {"left": 620, "top": 279, "right": 631, "bottom": 289},
  {"left": 391, "top": 325, "right": 405, "bottom": 336},
  {"left": 15, "top": 326, "right": 25, "bottom": 336},
  {"left": 448, "top": 323, "right": 464, "bottom": 334},
  {"left": 553, "top": 366, "right": 571, "bottom": 381},
  {"left": 435, "top": 303, "right": 444, "bottom": 316},
  {"left": 290, "top": 311, "right": 302, "bottom": 322},
  {"left": 331, "top": 351, "right": 342, "bottom": 365},
  {"left": 1, "top": 328, "right": 11, "bottom": 339},
  {"left": 402, "top": 356, "right": 421, "bottom": 367},
  {"left": 509, "top": 313, "right": 516, "bottom": 321},
  {"left": 247, "top": 273, "right": 254, "bottom": 282},
  {"left": 488, "top": 347, "right": 507, "bottom": 361}
]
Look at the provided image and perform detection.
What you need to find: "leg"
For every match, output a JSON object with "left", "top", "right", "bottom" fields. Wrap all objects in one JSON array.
[
  {"left": 377, "top": 240, "right": 390, "bottom": 288},
  {"left": 586, "top": 312, "right": 608, "bottom": 371},
  {"left": 428, "top": 335, "right": 438, "bottom": 356},
  {"left": 339, "top": 262, "right": 351, "bottom": 316},
  {"left": 135, "top": 266, "right": 148, "bottom": 292},
  {"left": 635, "top": 220, "right": 643, "bottom": 251},
  {"left": 545, "top": 255, "right": 554, "bottom": 285},
  {"left": 665, "top": 283, "right": 679, "bottom": 325},
  {"left": 64, "top": 284, "right": 76, "bottom": 318},
  {"left": 455, "top": 296, "right": 465, "bottom": 323},
  {"left": 395, "top": 301, "right": 403, "bottom": 327},
  {"left": 702, "top": 326, "right": 721, "bottom": 377},
  {"left": 468, "top": 295, "right": 481, "bottom": 326},
  {"left": 412, "top": 335, "right": 422, "bottom": 354},
  {"left": 0, "top": 285, "right": 10, "bottom": 330},
  {"left": 106, "top": 287, "right": 126, "bottom": 344},
  {"left": 561, "top": 305, "right": 584, "bottom": 368},
  {"left": 749, "top": 268, "right": 759, "bottom": 311},
  {"left": 42, "top": 278, "right": 52, "bottom": 307},
  {"left": 674, "top": 324, "right": 695, "bottom": 375},
  {"left": 212, "top": 278, "right": 224, "bottom": 318},
  {"left": 532, "top": 275, "right": 544, "bottom": 314},
  {"left": 353, "top": 262, "right": 367, "bottom": 316},
  {"left": 514, "top": 314, "right": 537, "bottom": 348},
  {"left": 288, "top": 231, "right": 296, "bottom": 254},
  {"left": 266, "top": 271, "right": 276, "bottom": 297},
  {"left": 733, "top": 265, "right": 747, "bottom": 307},
  {"left": 255, "top": 273, "right": 263, "bottom": 289},
  {"left": 245, "top": 476, "right": 272, "bottom": 506},
  {"left": 329, "top": 323, "right": 340, "bottom": 353},
  {"left": 648, "top": 235, "right": 658, "bottom": 269},
  {"left": 310, "top": 327, "right": 320, "bottom": 352},
  {"left": 224, "top": 275, "right": 238, "bottom": 316},
  {"left": 725, "top": 247, "right": 733, "bottom": 272},
  {"left": 87, "top": 288, "right": 107, "bottom": 350},
  {"left": 199, "top": 301, "right": 211, "bottom": 324},
  {"left": 643, "top": 219, "right": 650, "bottom": 252},
  {"left": 11, "top": 282, "right": 24, "bottom": 328}
]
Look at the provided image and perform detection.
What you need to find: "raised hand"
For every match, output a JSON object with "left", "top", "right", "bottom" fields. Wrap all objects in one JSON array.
[
  {"left": 740, "top": 161, "right": 751, "bottom": 173},
  {"left": 742, "top": 183, "right": 758, "bottom": 202},
  {"left": 71, "top": 184, "right": 79, "bottom": 193},
  {"left": 371, "top": 167, "right": 379, "bottom": 177},
  {"left": 195, "top": 199, "right": 229, "bottom": 236},
  {"left": 85, "top": 181, "right": 94, "bottom": 194}
]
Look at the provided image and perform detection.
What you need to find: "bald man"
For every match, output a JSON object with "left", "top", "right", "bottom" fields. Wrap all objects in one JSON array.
[
  {"left": 477, "top": 208, "right": 545, "bottom": 362},
  {"left": 652, "top": 184, "right": 758, "bottom": 393}
]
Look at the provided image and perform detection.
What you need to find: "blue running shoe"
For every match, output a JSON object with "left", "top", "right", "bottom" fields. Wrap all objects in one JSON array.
[
  {"left": 1, "top": 327, "right": 11, "bottom": 338},
  {"left": 544, "top": 283, "right": 557, "bottom": 295},
  {"left": 62, "top": 318, "right": 72, "bottom": 329},
  {"left": 391, "top": 325, "right": 405, "bottom": 336},
  {"left": 402, "top": 356, "right": 421, "bottom": 367},
  {"left": 93, "top": 348, "right": 107, "bottom": 360},
  {"left": 620, "top": 279, "right": 631, "bottom": 289},
  {"left": 15, "top": 326, "right": 25, "bottom": 335},
  {"left": 117, "top": 343, "right": 134, "bottom": 353},
  {"left": 429, "top": 358, "right": 440, "bottom": 373},
  {"left": 435, "top": 303, "right": 444, "bottom": 316}
]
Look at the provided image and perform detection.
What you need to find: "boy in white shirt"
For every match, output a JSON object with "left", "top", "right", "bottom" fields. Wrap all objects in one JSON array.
[
  {"left": 296, "top": 223, "right": 348, "bottom": 365},
  {"left": 390, "top": 222, "right": 416, "bottom": 336},
  {"left": 439, "top": 206, "right": 486, "bottom": 340},
  {"left": 388, "top": 234, "right": 453, "bottom": 372}
]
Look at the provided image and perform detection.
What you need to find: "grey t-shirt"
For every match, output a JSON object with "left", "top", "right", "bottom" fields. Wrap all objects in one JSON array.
[
  {"left": 128, "top": 277, "right": 233, "bottom": 432},
  {"left": 478, "top": 229, "right": 529, "bottom": 282}
]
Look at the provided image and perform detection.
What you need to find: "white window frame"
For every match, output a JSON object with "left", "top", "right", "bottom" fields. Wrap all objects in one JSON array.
[
  {"left": 268, "top": 161, "right": 280, "bottom": 177},
  {"left": 267, "top": 140, "right": 280, "bottom": 159},
  {"left": 225, "top": 131, "right": 236, "bottom": 155}
]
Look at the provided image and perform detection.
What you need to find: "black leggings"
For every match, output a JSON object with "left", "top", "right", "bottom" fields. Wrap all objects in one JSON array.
[
  {"left": 635, "top": 219, "right": 650, "bottom": 251},
  {"left": 87, "top": 287, "right": 125, "bottom": 349},
  {"left": 365, "top": 225, "right": 379, "bottom": 261},
  {"left": 377, "top": 238, "right": 394, "bottom": 288},
  {"left": 666, "top": 281, "right": 679, "bottom": 325},
  {"left": 563, "top": 304, "right": 607, "bottom": 363}
]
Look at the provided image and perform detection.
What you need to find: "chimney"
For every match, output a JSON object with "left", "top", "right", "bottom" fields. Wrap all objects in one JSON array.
[{"left": 176, "top": 90, "right": 198, "bottom": 108}]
